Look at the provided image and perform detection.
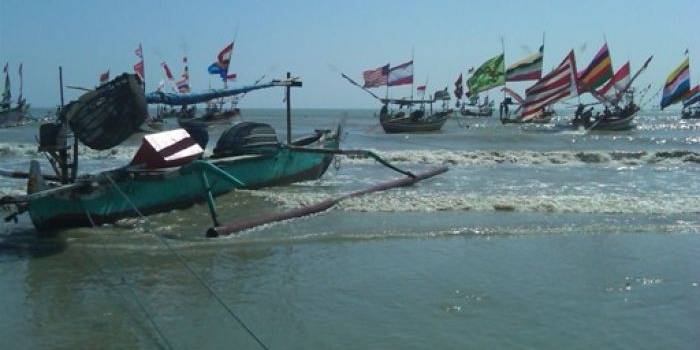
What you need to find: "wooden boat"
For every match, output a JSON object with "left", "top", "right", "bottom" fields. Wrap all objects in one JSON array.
[
  {"left": 0, "top": 63, "right": 30, "bottom": 127},
  {"left": 499, "top": 103, "right": 554, "bottom": 124},
  {"left": 459, "top": 97, "right": 493, "bottom": 117},
  {"left": 380, "top": 104, "right": 451, "bottom": 133},
  {"left": 681, "top": 106, "right": 700, "bottom": 119},
  {"left": 572, "top": 102, "right": 637, "bottom": 131}
]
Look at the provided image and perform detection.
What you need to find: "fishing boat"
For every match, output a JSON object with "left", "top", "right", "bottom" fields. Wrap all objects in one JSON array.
[
  {"left": 459, "top": 96, "right": 493, "bottom": 117},
  {"left": 572, "top": 99, "right": 638, "bottom": 131},
  {"left": 379, "top": 95, "right": 452, "bottom": 133},
  {"left": 682, "top": 106, "right": 700, "bottom": 119},
  {"left": 680, "top": 79, "right": 699, "bottom": 119},
  {"left": 0, "top": 63, "right": 30, "bottom": 127},
  {"left": 342, "top": 60, "right": 452, "bottom": 133},
  {"left": 1, "top": 71, "right": 447, "bottom": 233}
]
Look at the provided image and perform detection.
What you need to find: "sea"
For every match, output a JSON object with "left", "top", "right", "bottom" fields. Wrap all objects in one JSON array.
[{"left": 1, "top": 107, "right": 699, "bottom": 349}]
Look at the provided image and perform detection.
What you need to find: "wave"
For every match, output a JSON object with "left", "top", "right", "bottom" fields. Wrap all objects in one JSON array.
[
  {"left": 248, "top": 189, "right": 700, "bottom": 215},
  {"left": 339, "top": 149, "right": 700, "bottom": 167}
]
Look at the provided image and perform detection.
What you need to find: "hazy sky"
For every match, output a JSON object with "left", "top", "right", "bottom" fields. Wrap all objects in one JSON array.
[{"left": 1, "top": 0, "right": 698, "bottom": 108}]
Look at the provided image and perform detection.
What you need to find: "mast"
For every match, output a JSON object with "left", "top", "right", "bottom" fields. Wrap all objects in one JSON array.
[
  {"left": 17, "top": 63, "right": 23, "bottom": 105},
  {"left": 286, "top": 72, "right": 292, "bottom": 144},
  {"left": 410, "top": 47, "right": 415, "bottom": 111},
  {"left": 501, "top": 37, "right": 506, "bottom": 104}
]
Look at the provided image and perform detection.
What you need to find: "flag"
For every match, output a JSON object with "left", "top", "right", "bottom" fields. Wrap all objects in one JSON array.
[
  {"left": 683, "top": 85, "right": 700, "bottom": 107},
  {"left": 467, "top": 54, "right": 505, "bottom": 95},
  {"left": 501, "top": 87, "right": 525, "bottom": 104},
  {"left": 417, "top": 85, "right": 426, "bottom": 92},
  {"left": 506, "top": 45, "right": 543, "bottom": 82},
  {"left": 597, "top": 62, "right": 630, "bottom": 101},
  {"left": 176, "top": 77, "right": 190, "bottom": 93},
  {"left": 161, "top": 62, "right": 174, "bottom": 80},
  {"left": 99, "top": 69, "right": 110, "bottom": 84},
  {"left": 135, "top": 43, "right": 143, "bottom": 59},
  {"left": 467, "top": 67, "right": 475, "bottom": 74},
  {"left": 434, "top": 87, "right": 450, "bottom": 101},
  {"left": 225, "top": 73, "right": 237, "bottom": 81},
  {"left": 660, "top": 57, "right": 690, "bottom": 109},
  {"left": 133, "top": 43, "right": 144, "bottom": 81},
  {"left": 208, "top": 42, "right": 234, "bottom": 80},
  {"left": 388, "top": 60, "right": 414, "bottom": 86},
  {"left": 454, "top": 73, "right": 463, "bottom": 99},
  {"left": 522, "top": 50, "right": 578, "bottom": 119},
  {"left": 362, "top": 64, "right": 390, "bottom": 88},
  {"left": 577, "top": 43, "right": 613, "bottom": 92}
]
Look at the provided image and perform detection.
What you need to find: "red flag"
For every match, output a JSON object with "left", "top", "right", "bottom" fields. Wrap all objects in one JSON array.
[
  {"left": 522, "top": 51, "right": 578, "bottom": 119},
  {"left": 388, "top": 60, "right": 414, "bottom": 86},
  {"left": 134, "top": 61, "right": 145, "bottom": 81},
  {"left": 99, "top": 69, "right": 110, "bottom": 84},
  {"left": 417, "top": 85, "right": 426, "bottom": 91},
  {"left": 161, "top": 62, "right": 174, "bottom": 80}
]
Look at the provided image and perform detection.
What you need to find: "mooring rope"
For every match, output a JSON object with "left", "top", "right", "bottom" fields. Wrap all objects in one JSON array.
[{"left": 104, "top": 173, "right": 270, "bottom": 350}]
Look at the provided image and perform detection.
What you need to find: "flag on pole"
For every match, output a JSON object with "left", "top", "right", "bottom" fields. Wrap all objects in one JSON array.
[
  {"left": 99, "top": 69, "right": 110, "bottom": 85},
  {"left": 417, "top": 84, "right": 426, "bottom": 98},
  {"left": 522, "top": 50, "right": 578, "bottom": 119},
  {"left": 661, "top": 57, "right": 690, "bottom": 109},
  {"left": 597, "top": 62, "right": 630, "bottom": 101},
  {"left": 388, "top": 60, "right": 414, "bottom": 86},
  {"left": 133, "top": 43, "right": 145, "bottom": 81},
  {"left": 161, "top": 62, "right": 174, "bottom": 80},
  {"left": 467, "top": 54, "right": 505, "bottom": 95},
  {"left": 506, "top": 45, "right": 543, "bottom": 82},
  {"left": 683, "top": 85, "right": 700, "bottom": 107},
  {"left": 454, "top": 73, "right": 463, "bottom": 99},
  {"left": 362, "top": 64, "right": 390, "bottom": 88},
  {"left": 208, "top": 42, "right": 234, "bottom": 80},
  {"left": 577, "top": 43, "right": 613, "bottom": 92}
]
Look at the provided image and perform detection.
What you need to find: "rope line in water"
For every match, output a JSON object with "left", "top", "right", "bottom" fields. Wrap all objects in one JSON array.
[{"left": 105, "top": 173, "right": 270, "bottom": 350}]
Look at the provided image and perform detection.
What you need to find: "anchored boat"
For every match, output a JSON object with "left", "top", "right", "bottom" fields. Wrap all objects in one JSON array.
[{"left": 0, "top": 63, "right": 30, "bottom": 127}]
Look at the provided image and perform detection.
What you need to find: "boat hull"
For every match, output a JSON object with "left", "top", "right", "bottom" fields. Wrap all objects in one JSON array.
[
  {"left": 0, "top": 104, "right": 30, "bottom": 127},
  {"left": 380, "top": 111, "right": 451, "bottom": 133},
  {"left": 27, "top": 137, "right": 339, "bottom": 230},
  {"left": 460, "top": 107, "right": 492, "bottom": 117}
]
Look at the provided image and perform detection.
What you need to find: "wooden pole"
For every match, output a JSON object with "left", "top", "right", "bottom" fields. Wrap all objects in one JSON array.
[{"left": 286, "top": 72, "right": 292, "bottom": 144}]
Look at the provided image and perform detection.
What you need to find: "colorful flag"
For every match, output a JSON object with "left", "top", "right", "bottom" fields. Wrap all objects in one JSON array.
[
  {"left": 597, "top": 62, "right": 630, "bottom": 101},
  {"left": 454, "top": 73, "right": 463, "bottom": 99},
  {"left": 161, "top": 62, "right": 174, "bottom": 80},
  {"left": 388, "top": 60, "right": 414, "bottom": 86},
  {"left": 467, "top": 54, "right": 505, "bottom": 95},
  {"left": 208, "top": 42, "right": 234, "bottom": 80},
  {"left": 577, "top": 43, "right": 613, "bottom": 92},
  {"left": 133, "top": 43, "right": 145, "bottom": 81},
  {"left": 99, "top": 70, "right": 110, "bottom": 84},
  {"left": 522, "top": 50, "right": 578, "bottom": 119},
  {"left": 506, "top": 45, "right": 543, "bottom": 82},
  {"left": 683, "top": 85, "right": 700, "bottom": 107},
  {"left": 362, "top": 64, "right": 390, "bottom": 88},
  {"left": 661, "top": 57, "right": 690, "bottom": 109}
]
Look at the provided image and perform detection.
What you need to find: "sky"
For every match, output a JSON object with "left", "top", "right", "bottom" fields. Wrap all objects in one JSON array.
[{"left": 1, "top": 0, "right": 698, "bottom": 109}]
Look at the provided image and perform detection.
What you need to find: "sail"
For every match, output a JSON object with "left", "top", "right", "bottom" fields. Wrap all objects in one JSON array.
[
  {"left": 1, "top": 63, "right": 11, "bottom": 107},
  {"left": 467, "top": 54, "right": 505, "bottom": 95},
  {"left": 17, "top": 63, "right": 23, "bottom": 105},
  {"left": 683, "top": 85, "right": 700, "bottom": 107},
  {"left": 506, "top": 45, "right": 543, "bottom": 82},
  {"left": 522, "top": 50, "right": 578, "bottom": 119},
  {"left": 661, "top": 57, "right": 690, "bottom": 109},
  {"left": 577, "top": 43, "right": 613, "bottom": 92},
  {"left": 597, "top": 62, "right": 630, "bottom": 101}
]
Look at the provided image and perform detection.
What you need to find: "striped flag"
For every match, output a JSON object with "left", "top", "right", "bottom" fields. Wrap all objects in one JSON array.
[
  {"left": 501, "top": 87, "right": 525, "bottom": 105},
  {"left": 362, "top": 64, "right": 390, "bottom": 88},
  {"left": 161, "top": 62, "right": 174, "bottom": 80},
  {"left": 133, "top": 43, "right": 145, "bottom": 81},
  {"left": 661, "top": 57, "right": 690, "bottom": 109},
  {"left": 506, "top": 45, "right": 543, "bottom": 82},
  {"left": 597, "top": 62, "right": 630, "bottom": 101},
  {"left": 577, "top": 43, "right": 613, "bottom": 92},
  {"left": 683, "top": 85, "right": 700, "bottom": 107},
  {"left": 522, "top": 50, "right": 578, "bottom": 119},
  {"left": 388, "top": 60, "right": 414, "bottom": 86},
  {"left": 208, "top": 42, "right": 234, "bottom": 80}
]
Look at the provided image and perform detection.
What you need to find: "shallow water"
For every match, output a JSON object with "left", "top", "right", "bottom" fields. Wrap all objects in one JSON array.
[{"left": 1, "top": 108, "right": 699, "bottom": 349}]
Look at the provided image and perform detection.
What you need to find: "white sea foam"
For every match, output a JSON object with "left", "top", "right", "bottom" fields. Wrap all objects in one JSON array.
[{"left": 248, "top": 189, "right": 700, "bottom": 215}]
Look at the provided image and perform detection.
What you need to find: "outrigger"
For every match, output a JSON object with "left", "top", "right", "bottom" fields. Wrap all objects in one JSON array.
[{"left": 1, "top": 70, "right": 447, "bottom": 235}]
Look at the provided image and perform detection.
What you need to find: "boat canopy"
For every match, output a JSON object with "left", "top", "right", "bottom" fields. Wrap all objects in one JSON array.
[{"left": 145, "top": 79, "right": 300, "bottom": 105}]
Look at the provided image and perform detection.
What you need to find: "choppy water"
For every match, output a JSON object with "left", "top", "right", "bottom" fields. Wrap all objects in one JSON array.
[{"left": 1, "top": 108, "right": 699, "bottom": 349}]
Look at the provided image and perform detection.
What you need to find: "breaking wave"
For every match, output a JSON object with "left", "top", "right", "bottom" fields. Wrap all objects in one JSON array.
[
  {"left": 341, "top": 149, "right": 700, "bottom": 166},
  {"left": 248, "top": 189, "right": 700, "bottom": 215}
]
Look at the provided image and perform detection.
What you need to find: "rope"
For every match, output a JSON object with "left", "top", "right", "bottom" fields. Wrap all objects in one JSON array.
[
  {"left": 104, "top": 173, "right": 270, "bottom": 349},
  {"left": 79, "top": 201, "right": 174, "bottom": 350}
]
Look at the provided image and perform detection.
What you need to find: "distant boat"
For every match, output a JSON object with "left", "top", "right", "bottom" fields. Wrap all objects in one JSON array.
[
  {"left": 0, "top": 63, "right": 30, "bottom": 127},
  {"left": 459, "top": 95, "right": 493, "bottom": 117},
  {"left": 681, "top": 78, "right": 699, "bottom": 119}
]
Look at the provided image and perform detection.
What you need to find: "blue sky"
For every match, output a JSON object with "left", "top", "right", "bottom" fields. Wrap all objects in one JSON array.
[{"left": 1, "top": 0, "right": 697, "bottom": 108}]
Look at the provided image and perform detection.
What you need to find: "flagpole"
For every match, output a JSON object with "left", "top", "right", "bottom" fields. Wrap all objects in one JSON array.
[
  {"left": 501, "top": 37, "right": 506, "bottom": 104},
  {"left": 410, "top": 46, "right": 415, "bottom": 111}
]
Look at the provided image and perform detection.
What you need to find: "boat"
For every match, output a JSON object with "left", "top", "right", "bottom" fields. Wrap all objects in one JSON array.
[
  {"left": 682, "top": 106, "right": 700, "bottom": 119},
  {"left": 379, "top": 98, "right": 452, "bottom": 133},
  {"left": 681, "top": 83, "right": 700, "bottom": 119},
  {"left": 1, "top": 71, "right": 447, "bottom": 232},
  {"left": 0, "top": 63, "right": 30, "bottom": 127},
  {"left": 459, "top": 96, "right": 493, "bottom": 117},
  {"left": 572, "top": 100, "right": 637, "bottom": 131},
  {"left": 342, "top": 60, "right": 452, "bottom": 133}
]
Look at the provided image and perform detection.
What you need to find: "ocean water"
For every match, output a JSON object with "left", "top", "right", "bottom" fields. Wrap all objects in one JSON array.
[{"left": 1, "top": 108, "right": 699, "bottom": 349}]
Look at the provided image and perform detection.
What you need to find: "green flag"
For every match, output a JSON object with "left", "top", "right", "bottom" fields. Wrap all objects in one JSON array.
[{"left": 467, "top": 54, "right": 505, "bottom": 95}]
